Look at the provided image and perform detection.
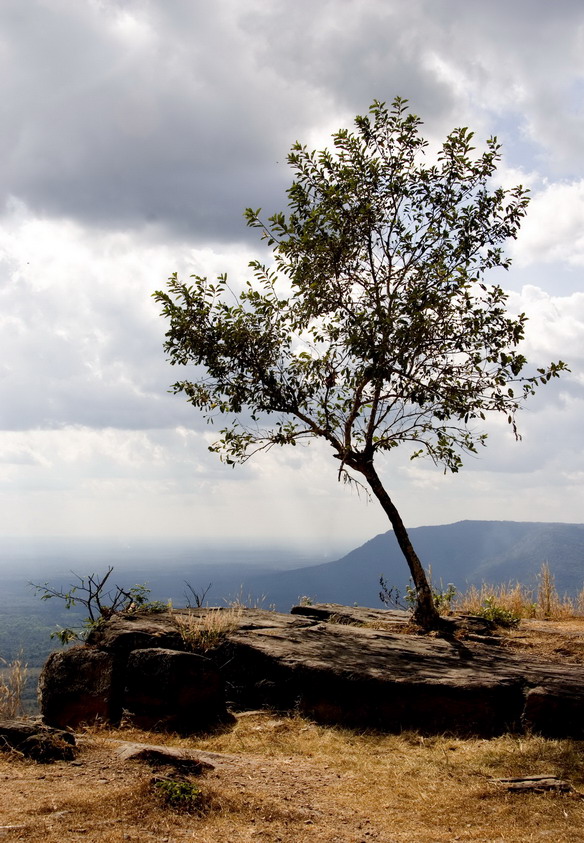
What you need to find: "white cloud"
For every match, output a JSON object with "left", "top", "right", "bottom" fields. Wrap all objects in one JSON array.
[
  {"left": 0, "top": 203, "right": 260, "bottom": 431},
  {"left": 512, "top": 181, "right": 584, "bottom": 267},
  {"left": 511, "top": 286, "right": 584, "bottom": 374}
]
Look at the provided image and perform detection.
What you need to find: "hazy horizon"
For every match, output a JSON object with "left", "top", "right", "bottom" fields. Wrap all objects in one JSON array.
[{"left": 1, "top": 516, "right": 583, "bottom": 576}]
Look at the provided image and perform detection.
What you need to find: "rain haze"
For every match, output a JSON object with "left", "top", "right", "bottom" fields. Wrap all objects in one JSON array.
[{"left": 1, "top": 0, "right": 583, "bottom": 558}]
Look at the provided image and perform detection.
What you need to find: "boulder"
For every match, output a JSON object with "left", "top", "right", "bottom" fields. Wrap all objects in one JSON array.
[
  {"left": 0, "top": 718, "right": 76, "bottom": 761},
  {"left": 122, "top": 647, "right": 229, "bottom": 733},
  {"left": 85, "top": 613, "right": 184, "bottom": 655},
  {"left": 116, "top": 741, "right": 217, "bottom": 774},
  {"left": 522, "top": 684, "right": 584, "bottom": 738},
  {"left": 115, "top": 739, "right": 236, "bottom": 769},
  {"left": 39, "top": 646, "right": 114, "bottom": 729}
]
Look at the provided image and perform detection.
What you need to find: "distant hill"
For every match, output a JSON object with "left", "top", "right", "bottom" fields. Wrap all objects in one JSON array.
[
  {"left": 2, "top": 522, "right": 583, "bottom": 674},
  {"left": 246, "top": 521, "right": 584, "bottom": 612}
]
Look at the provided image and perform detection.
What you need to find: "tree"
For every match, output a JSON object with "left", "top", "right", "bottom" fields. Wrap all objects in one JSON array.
[
  {"left": 154, "top": 98, "right": 567, "bottom": 628},
  {"left": 32, "top": 568, "right": 167, "bottom": 643}
]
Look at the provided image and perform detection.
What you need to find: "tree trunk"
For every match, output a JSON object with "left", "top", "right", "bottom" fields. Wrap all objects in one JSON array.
[{"left": 362, "top": 463, "right": 441, "bottom": 629}]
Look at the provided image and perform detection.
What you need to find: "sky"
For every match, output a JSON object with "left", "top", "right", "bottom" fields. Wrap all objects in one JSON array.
[{"left": 0, "top": 0, "right": 583, "bottom": 553}]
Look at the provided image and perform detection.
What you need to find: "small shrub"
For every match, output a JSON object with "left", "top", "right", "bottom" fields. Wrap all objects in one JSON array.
[
  {"left": 153, "top": 778, "right": 204, "bottom": 813},
  {"left": 379, "top": 577, "right": 405, "bottom": 610},
  {"left": 183, "top": 581, "right": 212, "bottom": 608},
  {"left": 32, "top": 567, "right": 168, "bottom": 644},
  {"left": 472, "top": 596, "right": 521, "bottom": 628},
  {"left": 380, "top": 571, "right": 456, "bottom": 616}
]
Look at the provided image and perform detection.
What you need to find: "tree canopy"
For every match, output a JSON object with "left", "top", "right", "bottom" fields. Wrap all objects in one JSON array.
[{"left": 155, "top": 98, "right": 567, "bottom": 627}]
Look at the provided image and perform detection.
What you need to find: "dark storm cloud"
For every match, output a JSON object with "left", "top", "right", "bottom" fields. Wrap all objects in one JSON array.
[
  {"left": 2, "top": 0, "right": 583, "bottom": 241},
  {"left": 0, "top": 0, "right": 496, "bottom": 242},
  {"left": 1, "top": 0, "right": 293, "bottom": 240}
]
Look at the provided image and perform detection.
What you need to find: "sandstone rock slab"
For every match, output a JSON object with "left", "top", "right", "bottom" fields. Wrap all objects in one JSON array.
[
  {"left": 38, "top": 606, "right": 584, "bottom": 738},
  {"left": 122, "top": 647, "right": 229, "bottom": 733},
  {"left": 85, "top": 613, "right": 184, "bottom": 655}
]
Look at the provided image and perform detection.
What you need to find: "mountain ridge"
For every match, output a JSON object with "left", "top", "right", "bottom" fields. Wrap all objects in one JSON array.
[{"left": 245, "top": 520, "right": 584, "bottom": 611}]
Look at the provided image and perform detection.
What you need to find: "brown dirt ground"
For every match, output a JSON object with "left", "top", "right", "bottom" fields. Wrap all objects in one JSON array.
[{"left": 502, "top": 618, "right": 584, "bottom": 664}]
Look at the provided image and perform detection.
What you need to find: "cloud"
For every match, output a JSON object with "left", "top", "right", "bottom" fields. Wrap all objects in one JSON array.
[
  {"left": 2, "top": 0, "right": 582, "bottom": 243},
  {"left": 516, "top": 286, "right": 584, "bottom": 359},
  {"left": 0, "top": 202, "right": 260, "bottom": 431},
  {"left": 512, "top": 181, "right": 584, "bottom": 267},
  {"left": 0, "top": 0, "right": 583, "bottom": 543},
  {"left": 0, "top": 424, "right": 383, "bottom": 543},
  {"left": 0, "top": 0, "right": 310, "bottom": 241}
]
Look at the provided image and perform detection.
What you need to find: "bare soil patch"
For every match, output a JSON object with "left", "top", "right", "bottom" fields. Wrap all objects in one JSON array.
[{"left": 502, "top": 618, "right": 584, "bottom": 665}]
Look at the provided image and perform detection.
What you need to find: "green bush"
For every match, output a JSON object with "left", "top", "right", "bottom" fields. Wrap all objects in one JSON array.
[
  {"left": 473, "top": 597, "right": 521, "bottom": 627},
  {"left": 153, "top": 778, "right": 204, "bottom": 812}
]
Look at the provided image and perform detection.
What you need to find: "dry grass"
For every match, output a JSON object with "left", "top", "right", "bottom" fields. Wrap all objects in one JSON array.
[
  {"left": 502, "top": 617, "right": 584, "bottom": 665},
  {"left": 0, "top": 655, "right": 28, "bottom": 719},
  {"left": 455, "top": 563, "right": 584, "bottom": 622},
  {"left": 173, "top": 606, "right": 244, "bottom": 652},
  {"left": 1, "top": 713, "right": 584, "bottom": 842},
  {"left": 226, "top": 586, "right": 275, "bottom": 610}
]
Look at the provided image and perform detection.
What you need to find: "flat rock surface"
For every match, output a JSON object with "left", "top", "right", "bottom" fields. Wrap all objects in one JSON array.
[
  {"left": 113, "top": 739, "right": 240, "bottom": 767},
  {"left": 85, "top": 612, "right": 185, "bottom": 652},
  {"left": 42, "top": 605, "right": 584, "bottom": 737},
  {"left": 227, "top": 612, "right": 582, "bottom": 687}
]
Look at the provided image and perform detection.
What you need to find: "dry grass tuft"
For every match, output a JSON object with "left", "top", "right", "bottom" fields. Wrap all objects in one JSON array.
[
  {"left": 173, "top": 606, "right": 244, "bottom": 652},
  {"left": 226, "top": 586, "right": 275, "bottom": 609},
  {"left": 0, "top": 654, "right": 28, "bottom": 718}
]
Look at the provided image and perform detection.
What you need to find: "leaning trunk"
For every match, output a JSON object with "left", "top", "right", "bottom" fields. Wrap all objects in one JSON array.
[{"left": 362, "top": 463, "right": 440, "bottom": 629}]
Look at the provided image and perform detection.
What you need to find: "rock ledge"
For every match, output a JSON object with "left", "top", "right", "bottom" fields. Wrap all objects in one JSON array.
[{"left": 38, "top": 604, "right": 584, "bottom": 738}]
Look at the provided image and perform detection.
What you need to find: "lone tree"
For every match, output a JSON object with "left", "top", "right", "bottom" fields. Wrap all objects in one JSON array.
[{"left": 155, "top": 99, "right": 566, "bottom": 628}]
